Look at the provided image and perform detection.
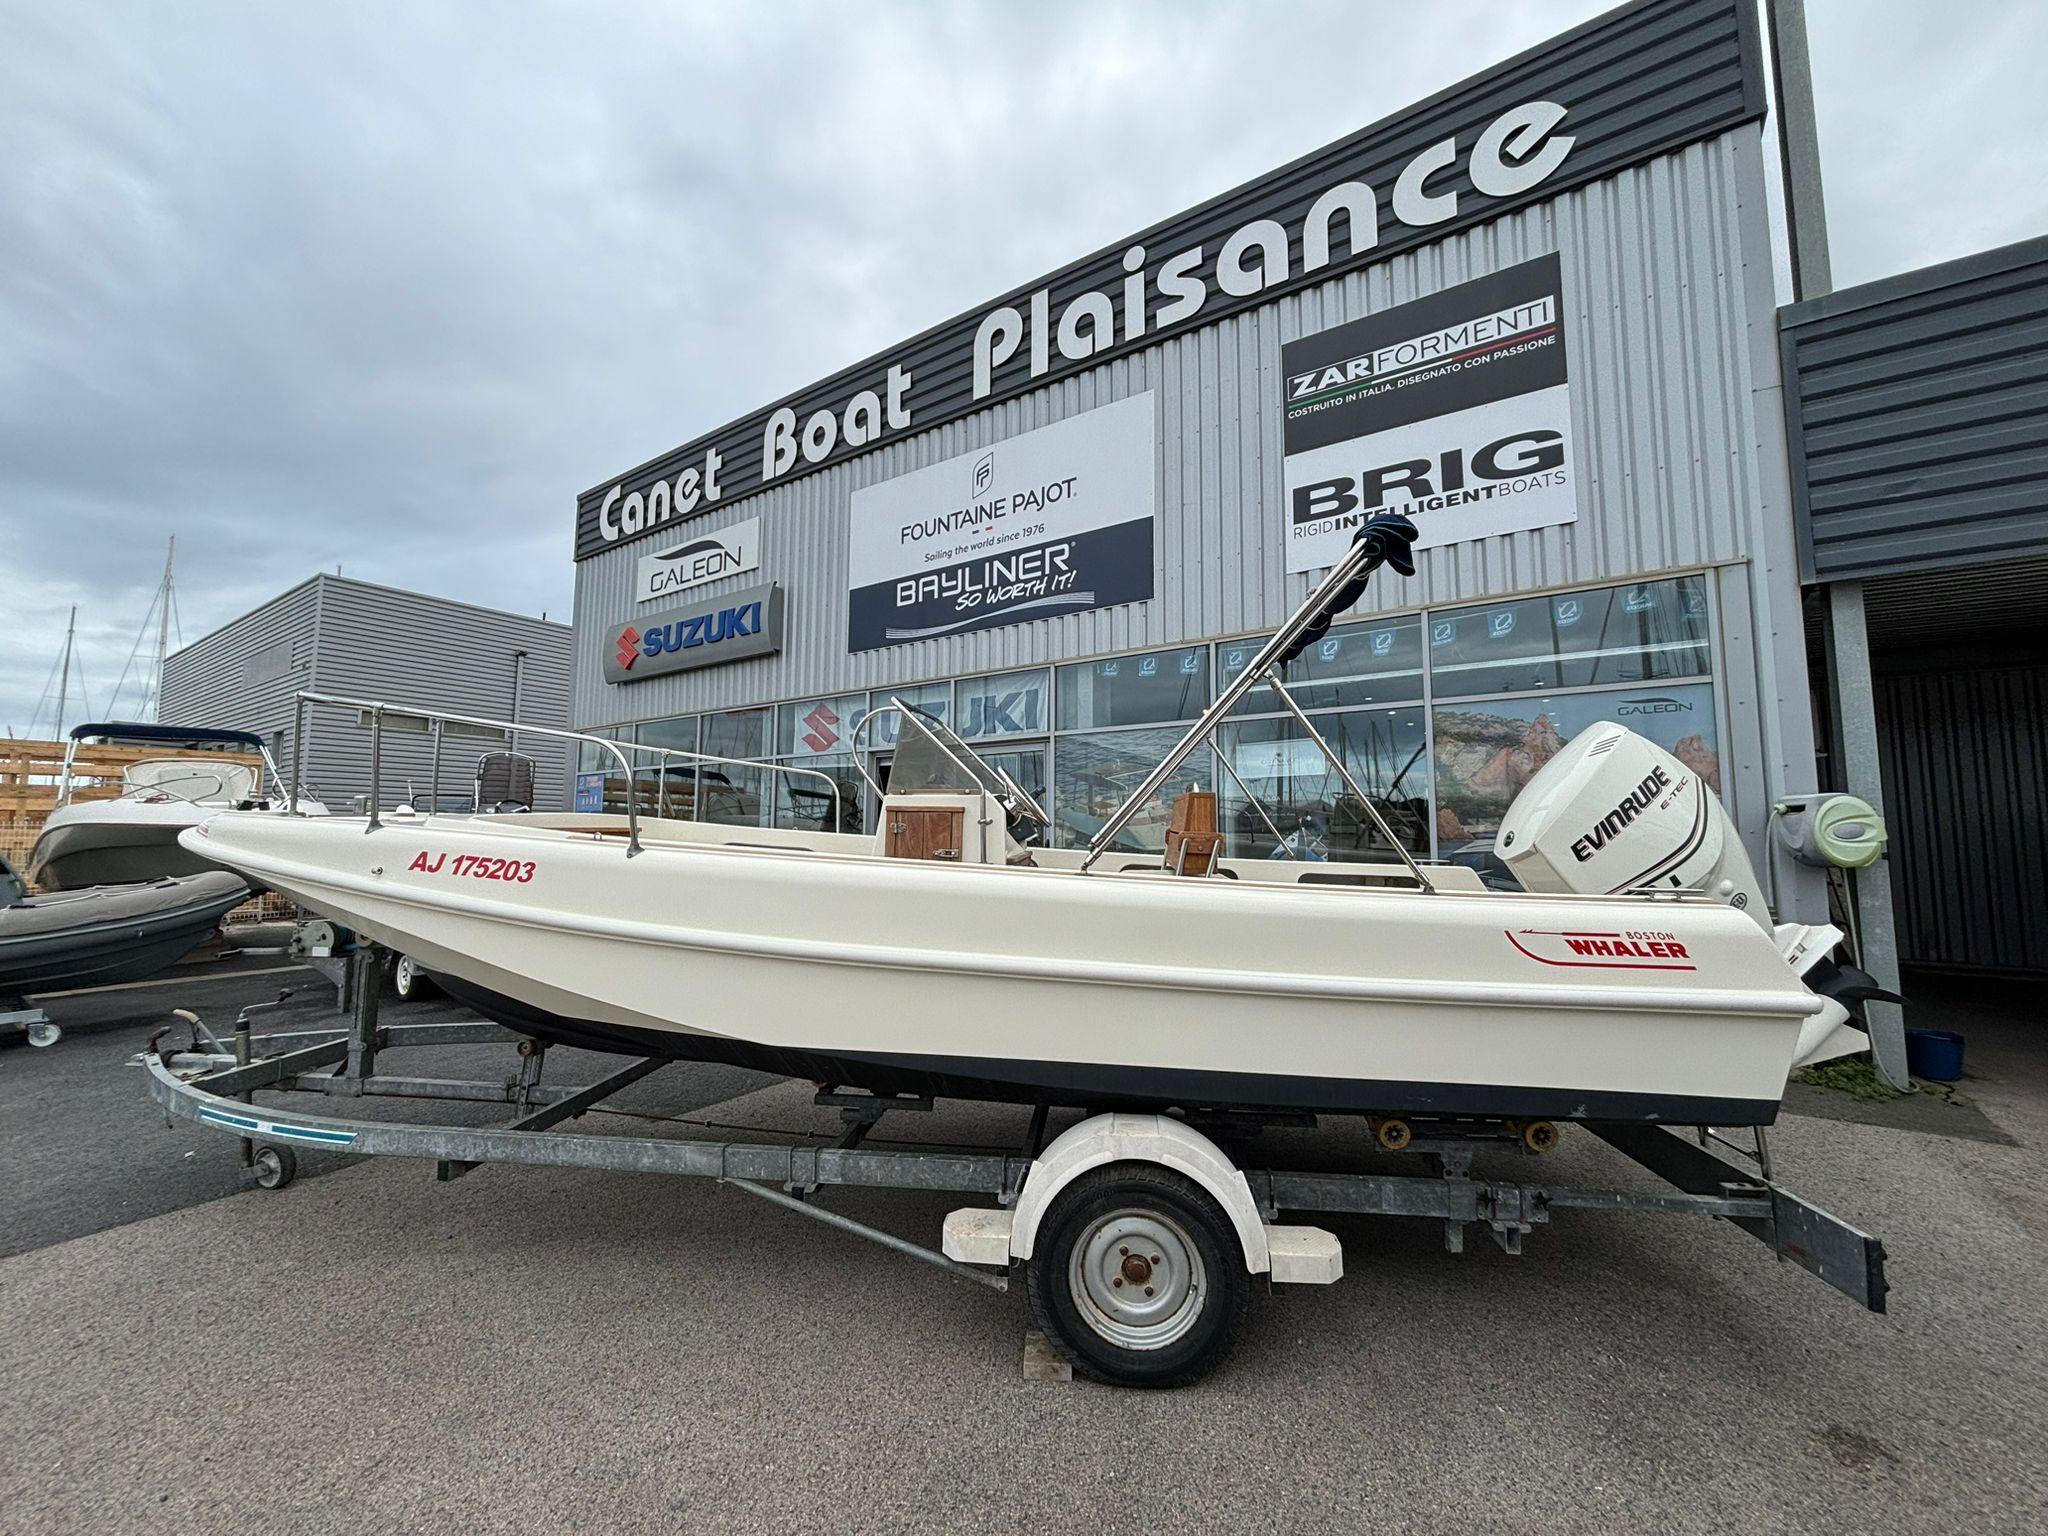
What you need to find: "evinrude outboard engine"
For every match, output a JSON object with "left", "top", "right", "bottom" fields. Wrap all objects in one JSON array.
[
  {"left": 1493, "top": 722, "right": 1767, "bottom": 924},
  {"left": 1492, "top": 722, "right": 1880, "bottom": 1068}
]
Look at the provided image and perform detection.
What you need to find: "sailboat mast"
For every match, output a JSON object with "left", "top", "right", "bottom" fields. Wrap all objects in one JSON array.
[
  {"left": 152, "top": 536, "right": 175, "bottom": 721},
  {"left": 54, "top": 605, "right": 76, "bottom": 741}
]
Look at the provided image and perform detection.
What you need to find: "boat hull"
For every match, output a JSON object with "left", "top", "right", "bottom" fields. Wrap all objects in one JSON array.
[
  {"left": 29, "top": 817, "right": 221, "bottom": 891},
  {"left": 0, "top": 872, "right": 250, "bottom": 998},
  {"left": 184, "top": 812, "right": 1825, "bottom": 1126},
  {"left": 434, "top": 971, "right": 1784, "bottom": 1123}
]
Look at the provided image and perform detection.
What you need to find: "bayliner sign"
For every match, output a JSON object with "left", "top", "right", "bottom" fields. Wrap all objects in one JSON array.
[
  {"left": 1283, "top": 253, "right": 1576, "bottom": 572},
  {"left": 603, "top": 582, "right": 784, "bottom": 684},
  {"left": 846, "top": 393, "right": 1155, "bottom": 652},
  {"left": 574, "top": 0, "right": 1764, "bottom": 559},
  {"left": 635, "top": 518, "right": 761, "bottom": 603}
]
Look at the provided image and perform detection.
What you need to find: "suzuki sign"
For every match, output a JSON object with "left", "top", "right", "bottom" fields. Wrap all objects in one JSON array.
[{"left": 602, "top": 582, "right": 785, "bottom": 685}]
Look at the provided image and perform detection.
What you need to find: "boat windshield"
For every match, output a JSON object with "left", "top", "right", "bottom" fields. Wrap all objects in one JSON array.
[
  {"left": 122, "top": 758, "right": 259, "bottom": 804},
  {"left": 885, "top": 705, "right": 1051, "bottom": 837}
]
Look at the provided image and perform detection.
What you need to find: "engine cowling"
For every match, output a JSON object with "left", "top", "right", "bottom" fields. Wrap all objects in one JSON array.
[{"left": 1493, "top": 722, "right": 1769, "bottom": 928}]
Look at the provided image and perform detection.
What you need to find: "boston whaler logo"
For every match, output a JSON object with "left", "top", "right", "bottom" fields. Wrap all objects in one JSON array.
[
  {"left": 1505, "top": 928, "right": 1697, "bottom": 970},
  {"left": 1569, "top": 766, "right": 1672, "bottom": 863}
]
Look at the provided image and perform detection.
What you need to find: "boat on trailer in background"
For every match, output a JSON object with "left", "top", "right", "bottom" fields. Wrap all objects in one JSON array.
[{"left": 28, "top": 722, "right": 326, "bottom": 892}]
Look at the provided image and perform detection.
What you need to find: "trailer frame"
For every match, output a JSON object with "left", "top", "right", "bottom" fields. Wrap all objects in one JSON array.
[{"left": 140, "top": 956, "right": 1889, "bottom": 1382}]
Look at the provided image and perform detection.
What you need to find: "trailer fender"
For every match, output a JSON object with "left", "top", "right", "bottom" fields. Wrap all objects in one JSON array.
[{"left": 1006, "top": 1113, "right": 1271, "bottom": 1273}]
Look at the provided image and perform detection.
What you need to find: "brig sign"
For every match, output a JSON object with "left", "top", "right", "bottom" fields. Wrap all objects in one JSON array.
[{"left": 1282, "top": 254, "right": 1577, "bottom": 572}]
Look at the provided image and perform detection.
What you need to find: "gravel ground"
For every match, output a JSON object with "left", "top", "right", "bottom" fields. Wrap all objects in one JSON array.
[{"left": 1, "top": 967, "right": 2042, "bottom": 1534}]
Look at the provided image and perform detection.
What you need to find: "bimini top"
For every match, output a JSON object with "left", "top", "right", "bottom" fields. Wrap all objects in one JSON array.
[{"left": 68, "top": 721, "right": 267, "bottom": 751}]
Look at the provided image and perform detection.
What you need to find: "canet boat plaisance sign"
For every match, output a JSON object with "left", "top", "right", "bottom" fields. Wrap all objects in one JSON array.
[{"left": 573, "top": 0, "right": 1764, "bottom": 561}]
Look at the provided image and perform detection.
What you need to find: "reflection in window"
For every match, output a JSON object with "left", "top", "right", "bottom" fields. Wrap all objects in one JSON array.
[
  {"left": 695, "top": 709, "right": 772, "bottom": 826},
  {"left": 854, "top": 682, "right": 950, "bottom": 752},
  {"left": 1433, "top": 681, "right": 1719, "bottom": 854},
  {"left": 955, "top": 668, "right": 1050, "bottom": 741},
  {"left": 777, "top": 695, "right": 864, "bottom": 758},
  {"left": 1218, "top": 708, "right": 1429, "bottom": 861},
  {"left": 1053, "top": 731, "right": 1213, "bottom": 853},
  {"left": 773, "top": 754, "right": 864, "bottom": 834},
  {"left": 1218, "top": 616, "right": 1424, "bottom": 715},
  {"left": 1428, "top": 576, "right": 1711, "bottom": 699},
  {"left": 1056, "top": 648, "right": 1209, "bottom": 731}
]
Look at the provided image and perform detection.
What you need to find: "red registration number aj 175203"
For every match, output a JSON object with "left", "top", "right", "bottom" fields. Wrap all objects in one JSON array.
[{"left": 406, "top": 851, "right": 536, "bottom": 883}]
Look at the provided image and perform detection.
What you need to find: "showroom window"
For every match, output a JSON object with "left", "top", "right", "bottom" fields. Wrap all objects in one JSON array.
[
  {"left": 1217, "top": 707, "right": 1430, "bottom": 861},
  {"left": 1428, "top": 575, "right": 1712, "bottom": 699},
  {"left": 770, "top": 755, "right": 864, "bottom": 834},
  {"left": 1217, "top": 615, "right": 1424, "bottom": 715},
  {"left": 1055, "top": 646, "right": 1209, "bottom": 731},
  {"left": 1052, "top": 731, "right": 1213, "bottom": 854},
  {"left": 955, "top": 668, "right": 1050, "bottom": 741},
  {"left": 632, "top": 715, "right": 700, "bottom": 821},
  {"left": 855, "top": 681, "right": 951, "bottom": 754},
  {"left": 697, "top": 708, "right": 773, "bottom": 826}
]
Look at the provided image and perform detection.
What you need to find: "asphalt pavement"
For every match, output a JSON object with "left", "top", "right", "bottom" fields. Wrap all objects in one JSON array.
[{"left": 1, "top": 961, "right": 2044, "bottom": 1534}]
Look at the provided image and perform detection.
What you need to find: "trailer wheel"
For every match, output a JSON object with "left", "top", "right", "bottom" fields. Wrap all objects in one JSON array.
[
  {"left": 26, "top": 1020, "right": 61, "bottom": 1048},
  {"left": 252, "top": 1145, "right": 298, "bottom": 1190},
  {"left": 391, "top": 954, "right": 434, "bottom": 1001},
  {"left": 1026, "top": 1163, "right": 1248, "bottom": 1389}
]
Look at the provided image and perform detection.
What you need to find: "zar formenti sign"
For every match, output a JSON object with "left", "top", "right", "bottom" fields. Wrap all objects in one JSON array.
[
  {"left": 572, "top": 0, "right": 1763, "bottom": 562},
  {"left": 845, "top": 393, "right": 1156, "bottom": 651},
  {"left": 1282, "top": 253, "right": 1577, "bottom": 572}
]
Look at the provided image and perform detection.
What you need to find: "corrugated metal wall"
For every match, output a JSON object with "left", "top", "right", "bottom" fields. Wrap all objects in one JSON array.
[
  {"left": 163, "top": 576, "right": 575, "bottom": 811},
  {"left": 1877, "top": 663, "right": 2048, "bottom": 975},
  {"left": 574, "top": 126, "right": 1798, "bottom": 726},
  {"left": 1781, "top": 233, "right": 2048, "bottom": 582},
  {"left": 161, "top": 578, "right": 321, "bottom": 760},
  {"left": 303, "top": 579, "right": 575, "bottom": 812}
]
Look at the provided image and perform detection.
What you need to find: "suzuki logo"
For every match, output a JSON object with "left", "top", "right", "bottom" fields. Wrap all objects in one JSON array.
[
  {"left": 801, "top": 703, "right": 841, "bottom": 754},
  {"left": 615, "top": 626, "right": 642, "bottom": 670},
  {"left": 972, "top": 451, "right": 994, "bottom": 497}
]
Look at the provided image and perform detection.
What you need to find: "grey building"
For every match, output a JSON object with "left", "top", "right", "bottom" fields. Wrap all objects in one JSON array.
[
  {"left": 565, "top": 0, "right": 1830, "bottom": 917},
  {"left": 1782, "top": 233, "right": 2048, "bottom": 978},
  {"left": 161, "top": 573, "right": 574, "bottom": 813}
]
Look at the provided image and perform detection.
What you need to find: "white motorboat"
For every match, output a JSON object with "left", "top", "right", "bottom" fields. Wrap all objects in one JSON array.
[
  {"left": 28, "top": 722, "right": 328, "bottom": 892},
  {"left": 181, "top": 516, "right": 1874, "bottom": 1128}
]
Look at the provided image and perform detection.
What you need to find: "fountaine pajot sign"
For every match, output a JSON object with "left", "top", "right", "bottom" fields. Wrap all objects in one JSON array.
[{"left": 845, "top": 394, "right": 1156, "bottom": 652}]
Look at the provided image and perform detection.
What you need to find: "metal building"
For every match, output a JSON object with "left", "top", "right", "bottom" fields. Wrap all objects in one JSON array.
[
  {"left": 161, "top": 573, "right": 574, "bottom": 814},
  {"left": 564, "top": 0, "right": 1829, "bottom": 919},
  {"left": 1781, "top": 233, "right": 2048, "bottom": 978}
]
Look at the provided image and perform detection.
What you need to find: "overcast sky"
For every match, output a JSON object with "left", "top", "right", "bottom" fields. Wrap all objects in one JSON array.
[{"left": 2, "top": 0, "right": 2043, "bottom": 734}]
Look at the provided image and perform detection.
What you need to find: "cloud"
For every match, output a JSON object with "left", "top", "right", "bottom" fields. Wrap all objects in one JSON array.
[{"left": 1, "top": 0, "right": 2041, "bottom": 733}]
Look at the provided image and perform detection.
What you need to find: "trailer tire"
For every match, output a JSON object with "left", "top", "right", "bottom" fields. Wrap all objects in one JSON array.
[
  {"left": 1026, "top": 1162, "right": 1248, "bottom": 1389},
  {"left": 252, "top": 1145, "right": 298, "bottom": 1190},
  {"left": 391, "top": 954, "right": 434, "bottom": 1002}
]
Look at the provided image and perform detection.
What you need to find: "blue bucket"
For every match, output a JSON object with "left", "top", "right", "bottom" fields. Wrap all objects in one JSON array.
[{"left": 1905, "top": 1028, "right": 1965, "bottom": 1082}]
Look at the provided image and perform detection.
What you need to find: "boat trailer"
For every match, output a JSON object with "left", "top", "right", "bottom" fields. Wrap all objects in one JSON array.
[{"left": 141, "top": 948, "right": 1888, "bottom": 1388}]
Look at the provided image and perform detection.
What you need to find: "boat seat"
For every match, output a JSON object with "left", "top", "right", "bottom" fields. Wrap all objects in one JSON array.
[{"left": 1163, "top": 788, "right": 1221, "bottom": 877}]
